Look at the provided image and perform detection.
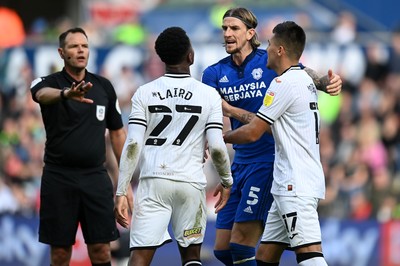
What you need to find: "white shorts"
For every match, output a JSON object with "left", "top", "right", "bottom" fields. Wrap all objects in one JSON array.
[
  {"left": 261, "top": 195, "right": 322, "bottom": 248},
  {"left": 130, "top": 177, "right": 206, "bottom": 248}
]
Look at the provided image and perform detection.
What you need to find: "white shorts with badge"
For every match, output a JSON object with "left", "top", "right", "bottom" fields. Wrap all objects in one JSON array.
[
  {"left": 261, "top": 195, "right": 322, "bottom": 248},
  {"left": 130, "top": 177, "right": 207, "bottom": 248}
]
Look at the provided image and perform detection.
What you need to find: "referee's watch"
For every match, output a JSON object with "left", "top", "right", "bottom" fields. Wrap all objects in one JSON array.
[{"left": 60, "top": 87, "right": 68, "bottom": 100}]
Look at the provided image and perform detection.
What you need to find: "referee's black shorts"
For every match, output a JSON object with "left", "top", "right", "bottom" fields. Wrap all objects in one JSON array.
[{"left": 39, "top": 164, "right": 119, "bottom": 246}]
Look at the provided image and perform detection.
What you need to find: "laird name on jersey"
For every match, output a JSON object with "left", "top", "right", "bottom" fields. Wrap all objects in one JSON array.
[{"left": 156, "top": 88, "right": 193, "bottom": 100}]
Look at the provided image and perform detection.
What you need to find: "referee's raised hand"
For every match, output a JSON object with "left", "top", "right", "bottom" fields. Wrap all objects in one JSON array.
[{"left": 63, "top": 80, "right": 94, "bottom": 103}]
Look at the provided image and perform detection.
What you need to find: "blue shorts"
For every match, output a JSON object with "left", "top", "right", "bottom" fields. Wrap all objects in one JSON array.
[{"left": 216, "top": 162, "right": 274, "bottom": 229}]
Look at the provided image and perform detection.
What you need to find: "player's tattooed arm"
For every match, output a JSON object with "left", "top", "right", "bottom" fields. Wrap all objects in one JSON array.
[
  {"left": 236, "top": 112, "right": 255, "bottom": 124},
  {"left": 304, "top": 67, "right": 328, "bottom": 91},
  {"left": 222, "top": 99, "right": 255, "bottom": 124},
  {"left": 304, "top": 67, "right": 342, "bottom": 96}
]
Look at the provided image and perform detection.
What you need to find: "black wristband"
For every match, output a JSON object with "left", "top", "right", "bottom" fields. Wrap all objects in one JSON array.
[{"left": 60, "top": 87, "right": 68, "bottom": 100}]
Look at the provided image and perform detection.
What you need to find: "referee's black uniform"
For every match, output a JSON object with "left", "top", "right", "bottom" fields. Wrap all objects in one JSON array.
[{"left": 31, "top": 67, "right": 123, "bottom": 246}]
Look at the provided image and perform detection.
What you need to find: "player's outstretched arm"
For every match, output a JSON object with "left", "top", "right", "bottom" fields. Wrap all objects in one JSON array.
[
  {"left": 34, "top": 80, "right": 94, "bottom": 105},
  {"left": 222, "top": 99, "right": 255, "bottom": 124},
  {"left": 304, "top": 67, "right": 342, "bottom": 96},
  {"left": 224, "top": 116, "right": 271, "bottom": 144}
]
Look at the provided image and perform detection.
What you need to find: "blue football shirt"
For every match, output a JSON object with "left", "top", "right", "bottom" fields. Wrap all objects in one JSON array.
[{"left": 202, "top": 49, "right": 277, "bottom": 163}]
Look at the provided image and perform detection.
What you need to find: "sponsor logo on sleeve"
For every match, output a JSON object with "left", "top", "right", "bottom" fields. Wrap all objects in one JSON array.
[{"left": 263, "top": 91, "right": 275, "bottom": 106}]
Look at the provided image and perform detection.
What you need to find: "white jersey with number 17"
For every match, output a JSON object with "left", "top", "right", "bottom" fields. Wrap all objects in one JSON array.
[
  {"left": 127, "top": 73, "right": 230, "bottom": 189},
  {"left": 256, "top": 66, "right": 325, "bottom": 199}
]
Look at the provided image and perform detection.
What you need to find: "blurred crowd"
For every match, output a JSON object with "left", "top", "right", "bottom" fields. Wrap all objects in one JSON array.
[
  {"left": 0, "top": 3, "right": 399, "bottom": 225},
  {"left": 318, "top": 28, "right": 400, "bottom": 222}
]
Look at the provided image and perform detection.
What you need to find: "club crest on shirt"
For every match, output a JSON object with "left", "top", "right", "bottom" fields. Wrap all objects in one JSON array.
[
  {"left": 96, "top": 105, "right": 105, "bottom": 121},
  {"left": 251, "top": 68, "right": 263, "bottom": 80},
  {"left": 308, "top": 83, "right": 317, "bottom": 94},
  {"left": 263, "top": 91, "right": 275, "bottom": 106}
]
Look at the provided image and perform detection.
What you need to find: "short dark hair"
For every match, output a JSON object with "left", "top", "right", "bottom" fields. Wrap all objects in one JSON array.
[
  {"left": 59, "top": 27, "right": 88, "bottom": 48},
  {"left": 155, "top": 27, "right": 191, "bottom": 65},
  {"left": 272, "top": 21, "right": 306, "bottom": 60}
]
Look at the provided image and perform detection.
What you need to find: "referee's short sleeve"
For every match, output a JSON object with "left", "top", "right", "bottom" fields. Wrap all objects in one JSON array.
[
  {"left": 104, "top": 79, "right": 124, "bottom": 130},
  {"left": 30, "top": 77, "right": 50, "bottom": 103}
]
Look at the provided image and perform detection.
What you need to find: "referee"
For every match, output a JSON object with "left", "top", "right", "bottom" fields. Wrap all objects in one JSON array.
[{"left": 30, "top": 27, "right": 127, "bottom": 266}]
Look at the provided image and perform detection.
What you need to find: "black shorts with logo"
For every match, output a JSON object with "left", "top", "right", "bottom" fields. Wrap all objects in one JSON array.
[{"left": 39, "top": 164, "right": 119, "bottom": 246}]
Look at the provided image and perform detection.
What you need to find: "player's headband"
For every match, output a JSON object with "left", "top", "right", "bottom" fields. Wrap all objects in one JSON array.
[{"left": 223, "top": 15, "right": 257, "bottom": 29}]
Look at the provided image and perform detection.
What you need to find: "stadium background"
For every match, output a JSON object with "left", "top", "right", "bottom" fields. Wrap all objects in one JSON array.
[{"left": 0, "top": 0, "right": 399, "bottom": 265}]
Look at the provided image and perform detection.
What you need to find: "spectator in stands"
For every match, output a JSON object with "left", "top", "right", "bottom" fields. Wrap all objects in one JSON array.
[
  {"left": 331, "top": 11, "right": 357, "bottom": 45},
  {"left": 388, "top": 25, "right": 400, "bottom": 74}
]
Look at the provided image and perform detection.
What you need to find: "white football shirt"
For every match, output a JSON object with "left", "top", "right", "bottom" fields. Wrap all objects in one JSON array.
[
  {"left": 117, "top": 74, "right": 232, "bottom": 194},
  {"left": 256, "top": 66, "right": 325, "bottom": 199}
]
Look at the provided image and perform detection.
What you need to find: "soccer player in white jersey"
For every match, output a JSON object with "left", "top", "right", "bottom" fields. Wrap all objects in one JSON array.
[
  {"left": 114, "top": 26, "right": 233, "bottom": 266},
  {"left": 224, "top": 21, "right": 328, "bottom": 266}
]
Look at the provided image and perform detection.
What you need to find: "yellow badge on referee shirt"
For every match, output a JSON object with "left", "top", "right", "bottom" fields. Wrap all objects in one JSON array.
[{"left": 263, "top": 91, "right": 275, "bottom": 106}]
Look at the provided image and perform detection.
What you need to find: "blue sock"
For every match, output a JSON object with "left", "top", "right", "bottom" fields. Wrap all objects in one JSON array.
[
  {"left": 214, "top": 249, "right": 233, "bottom": 266},
  {"left": 230, "top": 243, "right": 256, "bottom": 266}
]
